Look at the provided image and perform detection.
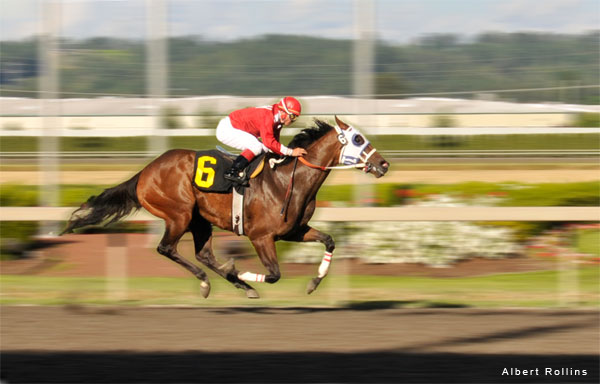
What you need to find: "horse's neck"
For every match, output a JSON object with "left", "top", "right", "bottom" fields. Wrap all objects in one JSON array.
[
  {"left": 297, "top": 161, "right": 330, "bottom": 198},
  {"left": 264, "top": 130, "right": 339, "bottom": 199},
  {"left": 293, "top": 136, "right": 339, "bottom": 196}
]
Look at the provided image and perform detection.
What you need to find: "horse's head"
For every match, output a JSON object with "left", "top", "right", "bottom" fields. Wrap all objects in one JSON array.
[
  {"left": 288, "top": 117, "right": 389, "bottom": 177},
  {"left": 333, "top": 116, "right": 389, "bottom": 178}
]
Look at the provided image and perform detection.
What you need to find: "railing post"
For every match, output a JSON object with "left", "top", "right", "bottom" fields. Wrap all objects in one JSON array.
[
  {"left": 38, "top": 0, "right": 61, "bottom": 237},
  {"left": 106, "top": 233, "right": 128, "bottom": 302}
]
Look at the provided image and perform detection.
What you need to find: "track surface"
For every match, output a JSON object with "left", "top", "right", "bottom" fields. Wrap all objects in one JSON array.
[
  {"left": 1, "top": 306, "right": 598, "bottom": 383},
  {"left": 2, "top": 168, "right": 599, "bottom": 185}
]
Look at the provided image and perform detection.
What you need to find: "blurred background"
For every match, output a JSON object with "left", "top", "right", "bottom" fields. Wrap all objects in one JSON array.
[{"left": 0, "top": 0, "right": 598, "bottom": 308}]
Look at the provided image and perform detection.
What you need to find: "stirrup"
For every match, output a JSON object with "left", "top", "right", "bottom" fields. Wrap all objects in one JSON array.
[{"left": 224, "top": 170, "right": 249, "bottom": 186}]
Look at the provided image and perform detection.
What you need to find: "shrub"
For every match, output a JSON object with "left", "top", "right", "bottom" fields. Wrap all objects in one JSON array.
[
  {"left": 195, "top": 108, "right": 221, "bottom": 129},
  {"left": 0, "top": 222, "right": 39, "bottom": 260},
  {"left": 430, "top": 114, "right": 457, "bottom": 128},
  {"left": 572, "top": 112, "right": 600, "bottom": 127},
  {"left": 2, "top": 123, "right": 23, "bottom": 131},
  {"left": 0, "top": 185, "right": 38, "bottom": 206},
  {"left": 161, "top": 106, "right": 184, "bottom": 129}
]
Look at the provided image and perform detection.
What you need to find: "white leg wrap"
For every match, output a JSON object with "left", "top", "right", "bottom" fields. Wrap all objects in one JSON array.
[
  {"left": 317, "top": 251, "right": 333, "bottom": 278},
  {"left": 238, "top": 271, "right": 266, "bottom": 282}
]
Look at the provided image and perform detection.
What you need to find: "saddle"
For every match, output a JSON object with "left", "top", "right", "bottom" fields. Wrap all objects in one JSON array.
[
  {"left": 192, "top": 149, "right": 265, "bottom": 193},
  {"left": 193, "top": 149, "right": 267, "bottom": 236}
]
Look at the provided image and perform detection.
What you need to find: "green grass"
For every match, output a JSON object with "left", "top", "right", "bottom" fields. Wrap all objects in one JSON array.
[
  {"left": 1, "top": 266, "right": 598, "bottom": 308},
  {"left": 4, "top": 181, "right": 598, "bottom": 208},
  {"left": 2, "top": 133, "right": 599, "bottom": 153},
  {"left": 315, "top": 181, "right": 600, "bottom": 207},
  {"left": 576, "top": 228, "right": 600, "bottom": 257}
]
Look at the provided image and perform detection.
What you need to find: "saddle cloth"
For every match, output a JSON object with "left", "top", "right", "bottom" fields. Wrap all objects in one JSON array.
[{"left": 192, "top": 149, "right": 265, "bottom": 193}]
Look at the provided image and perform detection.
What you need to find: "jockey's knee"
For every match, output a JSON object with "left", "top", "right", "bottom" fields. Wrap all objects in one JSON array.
[
  {"left": 215, "top": 118, "right": 229, "bottom": 141},
  {"left": 247, "top": 142, "right": 265, "bottom": 157}
]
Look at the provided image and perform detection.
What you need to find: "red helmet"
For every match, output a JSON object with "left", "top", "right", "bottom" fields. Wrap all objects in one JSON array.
[{"left": 278, "top": 96, "right": 302, "bottom": 117}]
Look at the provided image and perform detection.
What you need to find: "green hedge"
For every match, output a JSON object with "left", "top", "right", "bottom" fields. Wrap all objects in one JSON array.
[
  {"left": 2, "top": 133, "right": 599, "bottom": 153},
  {"left": 316, "top": 181, "right": 600, "bottom": 208},
  {"left": 576, "top": 227, "right": 600, "bottom": 256},
  {"left": 0, "top": 222, "right": 39, "bottom": 260},
  {"left": 3, "top": 181, "right": 597, "bottom": 209},
  {"left": 317, "top": 181, "right": 600, "bottom": 240},
  {"left": 572, "top": 112, "right": 600, "bottom": 127},
  {"left": 0, "top": 184, "right": 108, "bottom": 207}
]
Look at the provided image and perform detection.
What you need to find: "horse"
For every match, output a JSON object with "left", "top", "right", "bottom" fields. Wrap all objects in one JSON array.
[{"left": 61, "top": 116, "right": 389, "bottom": 298}]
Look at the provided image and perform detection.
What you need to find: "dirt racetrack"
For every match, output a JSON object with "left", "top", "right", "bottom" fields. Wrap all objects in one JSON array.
[{"left": 1, "top": 306, "right": 598, "bottom": 383}]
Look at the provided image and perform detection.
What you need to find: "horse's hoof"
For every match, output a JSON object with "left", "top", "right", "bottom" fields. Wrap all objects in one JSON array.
[
  {"left": 306, "top": 277, "right": 322, "bottom": 295},
  {"left": 200, "top": 281, "right": 211, "bottom": 298},
  {"left": 246, "top": 289, "right": 260, "bottom": 299},
  {"left": 219, "top": 258, "right": 236, "bottom": 275}
]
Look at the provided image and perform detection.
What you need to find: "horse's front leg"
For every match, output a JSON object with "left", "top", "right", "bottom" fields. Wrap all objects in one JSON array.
[
  {"left": 285, "top": 225, "right": 335, "bottom": 294},
  {"left": 196, "top": 240, "right": 260, "bottom": 299}
]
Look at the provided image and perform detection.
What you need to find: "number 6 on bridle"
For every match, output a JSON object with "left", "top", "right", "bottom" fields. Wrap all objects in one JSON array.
[{"left": 61, "top": 116, "right": 389, "bottom": 299}]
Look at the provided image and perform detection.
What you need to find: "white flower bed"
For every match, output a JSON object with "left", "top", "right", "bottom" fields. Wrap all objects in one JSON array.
[{"left": 284, "top": 195, "right": 523, "bottom": 267}]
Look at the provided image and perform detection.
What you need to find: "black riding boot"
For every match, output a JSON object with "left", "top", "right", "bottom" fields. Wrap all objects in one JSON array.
[{"left": 224, "top": 155, "right": 250, "bottom": 184}]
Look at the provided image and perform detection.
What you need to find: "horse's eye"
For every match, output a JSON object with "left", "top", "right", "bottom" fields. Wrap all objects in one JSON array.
[{"left": 352, "top": 134, "right": 365, "bottom": 146}]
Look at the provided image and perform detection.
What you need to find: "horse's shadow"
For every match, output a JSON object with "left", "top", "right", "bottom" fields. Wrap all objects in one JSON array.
[
  {"left": 208, "top": 300, "right": 469, "bottom": 315},
  {"left": 343, "top": 300, "right": 469, "bottom": 311}
]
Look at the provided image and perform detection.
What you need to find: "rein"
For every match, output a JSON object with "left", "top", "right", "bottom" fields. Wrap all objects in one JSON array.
[
  {"left": 297, "top": 150, "right": 376, "bottom": 171},
  {"left": 297, "top": 156, "right": 327, "bottom": 171},
  {"left": 280, "top": 157, "right": 298, "bottom": 220}
]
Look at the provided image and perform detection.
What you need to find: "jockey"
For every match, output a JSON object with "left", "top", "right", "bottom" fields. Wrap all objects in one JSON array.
[{"left": 217, "top": 96, "right": 308, "bottom": 184}]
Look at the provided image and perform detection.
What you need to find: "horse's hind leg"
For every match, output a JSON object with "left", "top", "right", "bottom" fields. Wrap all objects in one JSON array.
[
  {"left": 156, "top": 213, "right": 211, "bottom": 298},
  {"left": 190, "top": 213, "right": 259, "bottom": 299}
]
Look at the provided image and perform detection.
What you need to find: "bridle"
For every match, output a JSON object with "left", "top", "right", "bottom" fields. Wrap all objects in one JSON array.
[
  {"left": 277, "top": 123, "right": 377, "bottom": 219},
  {"left": 297, "top": 124, "right": 377, "bottom": 173}
]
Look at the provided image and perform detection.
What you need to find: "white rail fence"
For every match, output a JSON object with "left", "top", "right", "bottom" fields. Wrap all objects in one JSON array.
[
  {"left": 1, "top": 206, "right": 598, "bottom": 222},
  {"left": 2, "top": 126, "right": 599, "bottom": 137},
  {"left": 2, "top": 149, "right": 600, "bottom": 159}
]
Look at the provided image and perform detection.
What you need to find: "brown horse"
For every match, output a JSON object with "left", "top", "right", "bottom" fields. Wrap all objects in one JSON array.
[{"left": 62, "top": 116, "right": 389, "bottom": 298}]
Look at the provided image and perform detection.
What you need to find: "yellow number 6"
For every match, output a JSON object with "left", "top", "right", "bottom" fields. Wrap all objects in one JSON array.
[{"left": 195, "top": 156, "right": 216, "bottom": 188}]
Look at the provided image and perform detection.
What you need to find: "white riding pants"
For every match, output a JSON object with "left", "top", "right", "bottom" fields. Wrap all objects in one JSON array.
[{"left": 216, "top": 117, "right": 268, "bottom": 156}]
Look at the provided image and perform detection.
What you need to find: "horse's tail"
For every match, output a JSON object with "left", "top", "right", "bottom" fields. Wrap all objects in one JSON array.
[{"left": 60, "top": 172, "right": 142, "bottom": 235}]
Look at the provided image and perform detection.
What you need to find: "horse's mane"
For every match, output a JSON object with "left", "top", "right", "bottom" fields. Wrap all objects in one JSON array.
[
  {"left": 288, "top": 119, "right": 334, "bottom": 149},
  {"left": 265, "top": 119, "right": 334, "bottom": 166}
]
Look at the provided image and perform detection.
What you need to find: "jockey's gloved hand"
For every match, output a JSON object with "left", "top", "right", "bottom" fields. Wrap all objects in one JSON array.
[{"left": 292, "top": 148, "right": 307, "bottom": 157}]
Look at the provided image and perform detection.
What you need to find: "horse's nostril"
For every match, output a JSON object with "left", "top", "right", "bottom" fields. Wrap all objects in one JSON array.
[{"left": 382, "top": 161, "right": 389, "bottom": 169}]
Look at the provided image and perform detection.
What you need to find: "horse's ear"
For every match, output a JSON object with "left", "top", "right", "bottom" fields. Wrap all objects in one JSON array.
[{"left": 335, "top": 115, "right": 349, "bottom": 130}]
